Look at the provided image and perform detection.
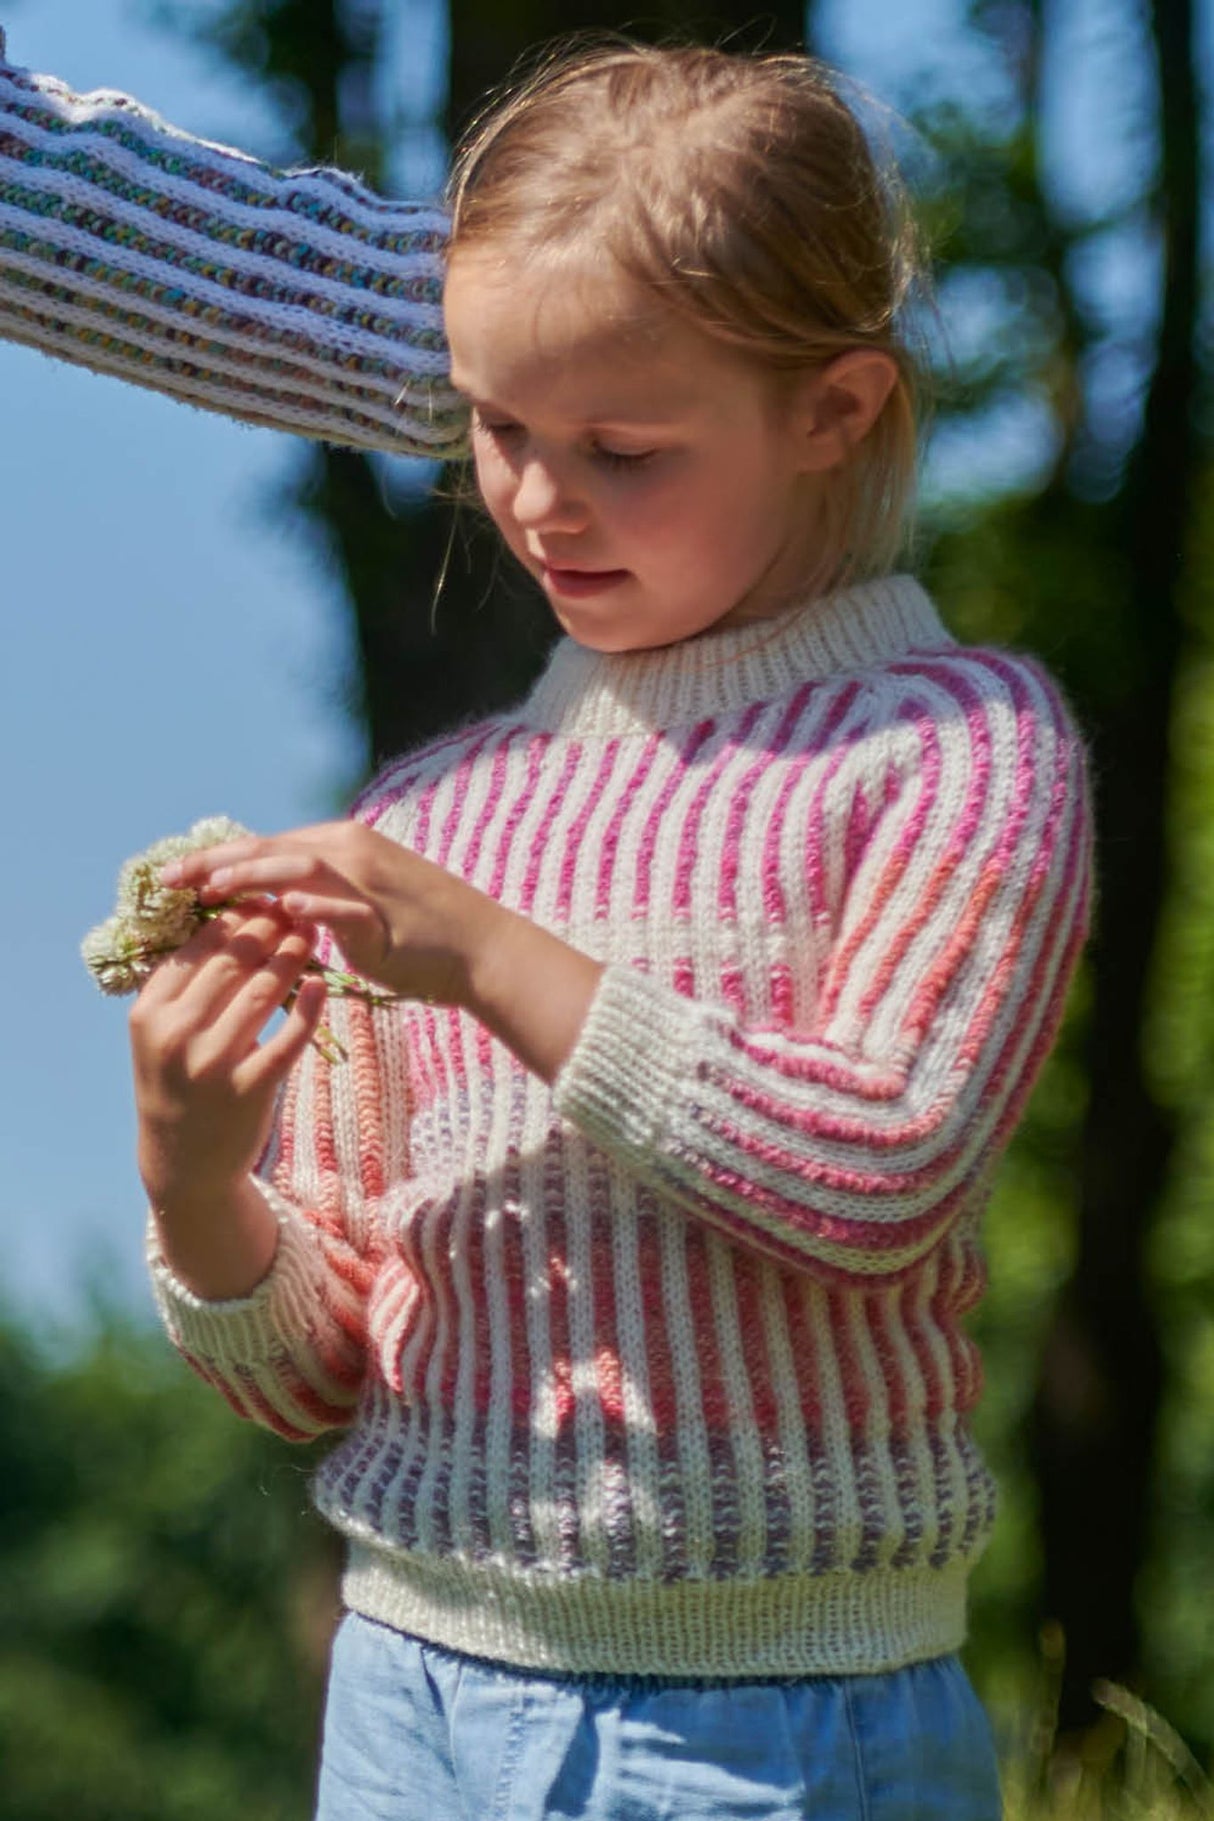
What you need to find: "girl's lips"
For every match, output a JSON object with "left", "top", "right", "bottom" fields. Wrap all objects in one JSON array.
[{"left": 541, "top": 563, "right": 630, "bottom": 598}]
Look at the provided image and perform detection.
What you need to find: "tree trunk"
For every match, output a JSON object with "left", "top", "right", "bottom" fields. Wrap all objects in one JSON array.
[{"left": 1029, "top": 0, "right": 1198, "bottom": 1734}]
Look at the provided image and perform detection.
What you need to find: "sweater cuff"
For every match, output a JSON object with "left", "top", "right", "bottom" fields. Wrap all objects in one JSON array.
[
  {"left": 146, "top": 1178, "right": 329, "bottom": 1367},
  {"left": 553, "top": 963, "right": 707, "bottom": 1167}
]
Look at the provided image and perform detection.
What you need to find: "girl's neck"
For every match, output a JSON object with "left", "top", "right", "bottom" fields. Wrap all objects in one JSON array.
[{"left": 522, "top": 574, "right": 954, "bottom": 738}]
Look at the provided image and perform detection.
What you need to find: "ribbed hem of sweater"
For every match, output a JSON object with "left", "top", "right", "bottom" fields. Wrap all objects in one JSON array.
[{"left": 340, "top": 1542, "right": 970, "bottom": 1678}]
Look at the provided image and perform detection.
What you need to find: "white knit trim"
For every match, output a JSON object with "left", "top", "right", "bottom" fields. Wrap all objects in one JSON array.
[
  {"left": 341, "top": 1541, "right": 970, "bottom": 1677},
  {"left": 146, "top": 1180, "right": 329, "bottom": 1366},
  {"left": 521, "top": 577, "right": 955, "bottom": 737}
]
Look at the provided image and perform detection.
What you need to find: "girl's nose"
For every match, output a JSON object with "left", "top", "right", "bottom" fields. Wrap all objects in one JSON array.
[{"left": 511, "top": 456, "right": 587, "bottom": 532}]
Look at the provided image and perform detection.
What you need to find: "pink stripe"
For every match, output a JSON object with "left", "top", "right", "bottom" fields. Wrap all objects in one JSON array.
[
  {"left": 633, "top": 721, "right": 715, "bottom": 916},
  {"left": 519, "top": 742, "right": 584, "bottom": 914},
  {"left": 653, "top": 1149, "right": 974, "bottom": 1280},
  {"left": 720, "top": 686, "right": 817, "bottom": 922},
  {"left": 436, "top": 728, "right": 499, "bottom": 868},
  {"left": 352, "top": 722, "right": 481, "bottom": 823},
  {"left": 904, "top": 1258, "right": 950, "bottom": 1422},
  {"left": 556, "top": 738, "right": 622, "bottom": 922},
  {"left": 488, "top": 734, "right": 547, "bottom": 901},
  {"left": 596, "top": 734, "right": 664, "bottom": 917},
  {"left": 799, "top": 689, "right": 872, "bottom": 941},
  {"left": 457, "top": 732, "right": 513, "bottom": 882},
  {"left": 672, "top": 705, "right": 767, "bottom": 916},
  {"left": 636, "top": 1211, "right": 680, "bottom": 1429},
  {"left": 818, "top": 709, "right": 944, "bottom": 1025},
  {"left": 761, "top": 684, "right": 860, "bottom": 933}
]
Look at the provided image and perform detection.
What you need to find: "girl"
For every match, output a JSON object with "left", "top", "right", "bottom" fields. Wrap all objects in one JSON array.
[{"left": 24, "top": 35, "right": 1093, "bottom": 1821}]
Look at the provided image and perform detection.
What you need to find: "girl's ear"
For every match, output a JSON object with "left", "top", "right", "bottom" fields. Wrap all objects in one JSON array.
[{"left": 793, "top": 350, "right": 900, "bottom": 473}]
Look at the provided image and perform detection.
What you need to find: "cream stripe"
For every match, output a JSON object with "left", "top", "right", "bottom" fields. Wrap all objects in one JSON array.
[
  {"left": 885, "top": 1278, "right": 939, "bottom": 1549},
  {"left": 757, "top": 1261, "right": 817, "bottom": 1572},
  {"left": 563, "top": 1122, "right": 610, "bottom": 1575},
  {"left": 521, "top": 1149, "right": 560, "bottom": 1564},
  {"left": 483, "top": 1078, "right": 523, "bottom": 1558},
  {"left": 659, "top": 1211, "right": 714, "bottom": 1574},
  {"left": 846, "top": 1291, "right": 904, "bottom": 1571},
  {"left": 0, "top": 303, "right": 458, "bottom": 447},
  {"left": 705, "top": 1238, "right": 767, "bottom": 1573},
  {"left": 0, "top": 104, "right": 449, "bottom": 271},
  {"left": 0, "top": 242, "right": 442, "bottom": 395},
  {"left": 611, "top": 1187, "right": 662, "bottom": 1577},
  {"left": 444, "top": 1042, "right": 494, "bottom": 1552},
  {"left": 805, "top": 1276, "right": 861, "bottom": 1565}
]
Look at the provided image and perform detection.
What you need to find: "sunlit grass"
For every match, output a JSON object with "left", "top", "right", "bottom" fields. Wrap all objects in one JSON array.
[{"left": 997, "top": 1630, "right": 1214, "bottom": 1818}]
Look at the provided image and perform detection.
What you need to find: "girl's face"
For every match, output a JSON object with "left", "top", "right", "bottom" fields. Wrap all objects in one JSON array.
[{"left": 444, "top": 252, "right": 838, "bottom": 654}]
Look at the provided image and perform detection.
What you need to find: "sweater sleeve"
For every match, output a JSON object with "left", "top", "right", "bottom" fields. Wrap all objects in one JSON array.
[
  {"left": 553, "top": 653, "right": 1094, "bottom": 1282},
  {"left": 0, "top": 32, "right": 466, "bottom": 456},
  {"left": 147, "top": 987, "right": 410, "bottom": 1440}
]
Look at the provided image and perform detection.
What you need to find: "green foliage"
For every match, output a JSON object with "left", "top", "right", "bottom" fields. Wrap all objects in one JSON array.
[{"left": 0, "top": 1311, "right": 334, "bottom": 1820}]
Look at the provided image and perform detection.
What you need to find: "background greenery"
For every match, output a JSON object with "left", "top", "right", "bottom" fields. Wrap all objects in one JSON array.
[{"left": 4, "top": 0, "right": 1214, "bottom": 1812}]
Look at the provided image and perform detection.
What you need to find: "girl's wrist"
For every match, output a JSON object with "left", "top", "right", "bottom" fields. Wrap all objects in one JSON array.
[
  {"left": 461, "top": 904, "right": 603, "bottom": 1083},
  {"left": 150, "top": 1172, "right": 280, "bottom": 1301}
]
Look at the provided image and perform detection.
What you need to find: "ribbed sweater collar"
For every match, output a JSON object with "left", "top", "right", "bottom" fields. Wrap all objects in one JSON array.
[{"left": 520, "top": 574, "right": 955, "bottom": 737}]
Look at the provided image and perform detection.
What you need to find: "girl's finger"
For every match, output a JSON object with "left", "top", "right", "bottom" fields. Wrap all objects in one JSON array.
[
  {"left": 232, "top": 973, "right": 329, "bottom": 1094},
  {"left": 159, "top": 836, "right": 266, "bottom": 888},
  {"left": 146, "top": 907, "right": 307, "bottom": 1025},
  {"left": 186, "top": 927, "right": 318, "bottom": 1064},
  {"left": 279, "top": 890, "right": 382, "bottom": 939},
  {"left": 134, "top": 904, "right": 269, "bottom": 1009}
]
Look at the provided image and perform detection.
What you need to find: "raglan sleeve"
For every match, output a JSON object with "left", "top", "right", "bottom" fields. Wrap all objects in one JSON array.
[
  {"left": 552, "top": 652, "right": 1095, "bottom": 1282},
  {"left": 0, "top": 30, "right": 466, "bottom": 457},
  {"left": 147, "top": 978, "right": 412, "bottom": 1442}
]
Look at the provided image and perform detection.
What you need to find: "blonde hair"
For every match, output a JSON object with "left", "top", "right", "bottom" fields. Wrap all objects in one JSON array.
[{"left": 446, "top": 40, "right": 928, "bottom": 591}]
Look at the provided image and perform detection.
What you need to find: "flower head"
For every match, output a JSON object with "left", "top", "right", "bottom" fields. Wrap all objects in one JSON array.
[
  {"left": 80, "top": 915, "right": 157, "bottom": 996},
  {"left": 83, "top": 816, "right": 252, "bottom": 993},
  {"left": 81, "top": 815, "right": 400, "bottom": 1063}
]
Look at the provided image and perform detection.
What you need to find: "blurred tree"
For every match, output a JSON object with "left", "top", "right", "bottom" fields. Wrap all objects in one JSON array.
[
  {"left": 906, "top": 0, "right": 1203, "bottom": 1737},
  {"left": 0, "top": 1309, "right": 332, "bottom": 1819}
]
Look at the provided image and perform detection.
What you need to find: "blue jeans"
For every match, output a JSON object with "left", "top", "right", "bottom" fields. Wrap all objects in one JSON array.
[{"left": 315, "top": 1612, "right": 1001, "bottom": 1820}]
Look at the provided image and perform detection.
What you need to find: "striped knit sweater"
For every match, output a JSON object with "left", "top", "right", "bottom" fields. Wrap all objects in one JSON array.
[
  {"left": 0, "top": 32, "right": 465, "bottom": 455},
  {"left": 150, "top": 576, "right": 1094, "bottom": 1679}
]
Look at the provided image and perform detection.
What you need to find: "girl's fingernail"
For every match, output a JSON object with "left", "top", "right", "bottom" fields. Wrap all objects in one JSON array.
[
  {"left": 160, "top": 861, "right": 184, "bottom": 885},
  {"left": 211, "top": 867, "right": 233, "bottom": 890}
]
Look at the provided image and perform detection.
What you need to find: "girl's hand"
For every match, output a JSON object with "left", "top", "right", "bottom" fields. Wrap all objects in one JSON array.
[
  {"left": 131, "top": 901, "right": 326, "bottom": 1216},
  {"left": 162, "top": 820, "right": 607, "bottom": 1084},
  {"left": 160, "top": 821, "right": 503, "bottom": 1008}
]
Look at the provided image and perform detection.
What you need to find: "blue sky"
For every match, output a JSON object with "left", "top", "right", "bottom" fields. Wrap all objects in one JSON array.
[
  {"left": 0, "top": 3, "right": 371, "bottom": 1328},
  {"left": 0, "top": 0, "right": 1143, "bottom": 1331}
]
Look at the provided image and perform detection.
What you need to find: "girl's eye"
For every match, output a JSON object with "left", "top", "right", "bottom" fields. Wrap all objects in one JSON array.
[
  {"left": 472, "top": 413, "right": 521, "bottom": 441},
  {"left": 592, "top": 444, "right": 656, "bottom": 470}
]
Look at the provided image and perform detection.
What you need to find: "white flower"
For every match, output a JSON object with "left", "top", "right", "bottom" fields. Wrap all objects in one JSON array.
[
  {"left": 113, "top": 817, "right": 250, "bottom": 951},
  {"left": 83, "top": 816, "right": 252, "bottom": 994},
  {"left": 82, "top": 815, "right": 401, "bottom": 1062},
  {"left": 80, "top": 915, "right": 157, "bottom": 996}
]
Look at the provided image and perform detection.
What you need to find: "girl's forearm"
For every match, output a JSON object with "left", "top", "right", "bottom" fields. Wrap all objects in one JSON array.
[
  {"left": 150, "top": 1174, "right": 280, "bottom": 1302},
  {"left": 461, "top": 905, "right": 604, "bottom": 1086}
]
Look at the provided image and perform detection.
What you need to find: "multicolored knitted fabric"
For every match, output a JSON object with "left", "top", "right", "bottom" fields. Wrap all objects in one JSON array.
[
  {"left": 150, "top": 575, "right": 1094, "bottom": 1680},
  {"left": 0, "top": 32, "right": 466, "bottom": 456}
]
